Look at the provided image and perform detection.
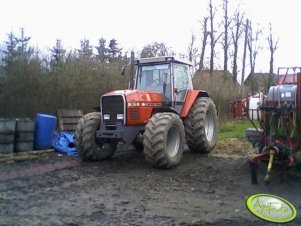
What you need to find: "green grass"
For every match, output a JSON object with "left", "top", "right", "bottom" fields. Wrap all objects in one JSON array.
[{"left": 218, "top": 119, "right": 259, "bottom": 141}]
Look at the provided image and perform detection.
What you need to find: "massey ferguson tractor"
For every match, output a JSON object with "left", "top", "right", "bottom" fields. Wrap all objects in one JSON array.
[
  {"left": 75, "top": 56, "right": 218, "bottom": 168},
  {"left": 246, "top": 67, "right": 301, "bottom": 183}
]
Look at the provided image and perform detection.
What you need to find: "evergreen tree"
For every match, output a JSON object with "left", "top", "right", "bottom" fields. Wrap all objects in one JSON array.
[
  {"left": 16, "top": 28, "right": 34, "bottom": 75},
  {"left": 108, "top": 39, "right": 122, "bottom": 61},
  {"left": 96, "top": 37, "right": 108, "bottom": 62},
  {"left": 78, "top": 39, "right": 93, "bottom": 59},
  {"left": 2, "top": 32, "right": 18, "bottom": 75},
  {"left": 16, "top": 28, "right": 33, "bottom": 57},
  {"left": 50, "top": 39, "right": 66, "bottom": 71},
  {"left": 2, "top": 28, "right": 33, "bottom": 76}
]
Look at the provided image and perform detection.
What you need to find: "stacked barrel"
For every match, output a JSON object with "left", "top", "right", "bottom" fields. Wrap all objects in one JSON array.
[
  {"left": 0, "top": 114, "right": 56, "bottom": 154},
  {"left": 15, "top": 119, "right": 35, "bottom": 152},
  {"left": 0, "top": 119, "right": 16, "bottom": 154}
]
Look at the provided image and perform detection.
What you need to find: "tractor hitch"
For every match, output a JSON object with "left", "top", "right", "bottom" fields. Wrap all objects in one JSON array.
[{"left": 249, "top": 146, "right": 295, "bottom": 185}]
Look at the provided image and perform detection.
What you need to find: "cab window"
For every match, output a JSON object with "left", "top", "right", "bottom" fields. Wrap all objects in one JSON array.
[{"left": 136, "top": 64, "right": 172, "bottom": 101}]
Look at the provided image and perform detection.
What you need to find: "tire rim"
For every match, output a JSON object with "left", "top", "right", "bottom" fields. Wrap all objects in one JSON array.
[
  {"left": 166, "top": 126, "right": 180, "bottom": 157},
  {"left": 205, "top": 109, "right": 215, "bottom": 141}
]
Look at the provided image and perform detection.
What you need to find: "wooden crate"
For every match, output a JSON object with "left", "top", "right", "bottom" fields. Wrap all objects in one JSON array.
[{"left": 57, "top": 109, "right": 83, "bottom": 132}]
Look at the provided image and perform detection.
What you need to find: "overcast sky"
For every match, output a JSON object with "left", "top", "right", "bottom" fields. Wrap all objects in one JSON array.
[{"left": 0, "top": 0, "right": 300, "bottom": 76}]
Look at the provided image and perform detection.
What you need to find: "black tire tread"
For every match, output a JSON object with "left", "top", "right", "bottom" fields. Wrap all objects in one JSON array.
[
  {"left": 74, "top": 112, "right": 116, "bottom": 161},
  {"left": 143, "top": 113, "right": 185, "bottom": 168},
  {"left": 184, "top": 97, "right": 218, "bottom": 153}
]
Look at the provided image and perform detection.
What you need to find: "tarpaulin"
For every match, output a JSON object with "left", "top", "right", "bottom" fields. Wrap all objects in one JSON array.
[{"left": 52, "top": 132, "right": 78, "bottom": 157}]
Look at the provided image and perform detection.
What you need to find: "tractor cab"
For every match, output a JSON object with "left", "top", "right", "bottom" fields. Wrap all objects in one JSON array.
[{"left": 134, "top": 56, "right": 193, "bottom": 113}]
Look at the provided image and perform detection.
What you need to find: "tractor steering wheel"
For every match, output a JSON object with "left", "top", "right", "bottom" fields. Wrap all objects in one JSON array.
[{"left": 152, "top": 79, "right": 160, "bottom": 86}]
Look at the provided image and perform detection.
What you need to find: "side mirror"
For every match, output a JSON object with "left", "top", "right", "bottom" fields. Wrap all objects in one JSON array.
[{"left": 121, "top": 66, "right": 125, "bottom": 76}]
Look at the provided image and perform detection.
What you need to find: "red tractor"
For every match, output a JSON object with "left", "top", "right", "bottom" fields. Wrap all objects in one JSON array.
[{"left": 75, "top": 56, "right": 218, "bottom": 168}]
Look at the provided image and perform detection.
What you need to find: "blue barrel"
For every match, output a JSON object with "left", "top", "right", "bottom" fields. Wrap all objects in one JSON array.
[{"left": 34, "top": 114, "right": 57, "bottom": 150}]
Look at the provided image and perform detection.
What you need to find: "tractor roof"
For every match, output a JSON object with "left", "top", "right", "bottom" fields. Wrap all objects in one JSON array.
[{"left": 134, "top": 56, "right": 192, "bottom": 66}]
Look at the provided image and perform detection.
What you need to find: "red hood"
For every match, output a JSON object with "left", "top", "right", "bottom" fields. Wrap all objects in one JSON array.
[{"left": 104, "top": 89, "right": 163, "bottom": 103}]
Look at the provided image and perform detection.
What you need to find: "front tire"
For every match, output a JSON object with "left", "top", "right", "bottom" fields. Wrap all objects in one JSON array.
[
  {"left": 74, "top": 112, "right": 116, "bottom": 161},
  {"left": 143, "top": 113, "right": 185, "bottom": 168},
  {"left": 184, "top": 97, "right": 218, "bottom": 153}
]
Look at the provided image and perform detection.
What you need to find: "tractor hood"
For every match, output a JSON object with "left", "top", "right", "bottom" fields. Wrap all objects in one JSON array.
[{"left": 104, "top": 89, "right": 163, "bottom": 103}]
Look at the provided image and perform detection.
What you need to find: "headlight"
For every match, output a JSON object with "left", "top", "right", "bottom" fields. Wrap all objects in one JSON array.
[
  {"left": 103, "top": 114, "right": 110, "bottom": 120},
  {"left": 117, "top": 114, "right": 124, "bottom": 120}
]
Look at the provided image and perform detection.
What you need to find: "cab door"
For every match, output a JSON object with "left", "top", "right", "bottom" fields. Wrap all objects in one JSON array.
[{"left": 173, "top": 64, "right": 192, "bottom": 113}]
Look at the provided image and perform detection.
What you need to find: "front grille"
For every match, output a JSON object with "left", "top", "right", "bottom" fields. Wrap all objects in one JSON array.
[
  {"left": 101, "top": 95, "right": 124, "bottom": 125},
  {"left": 129, "top": 108, "right": 140, "bottom": 120}
]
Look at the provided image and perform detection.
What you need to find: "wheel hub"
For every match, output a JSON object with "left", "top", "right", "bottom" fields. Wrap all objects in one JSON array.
[
  {"left": 166, "top": 126, "right": 180, "bottom": 157},
  {"left": 205, "top": 110, "right": 214, "bottom": 141}
]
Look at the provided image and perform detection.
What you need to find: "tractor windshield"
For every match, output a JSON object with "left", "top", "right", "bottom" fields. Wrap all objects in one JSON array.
[{"left": 137, "top": 64, "right": 172, "bottom": 101}]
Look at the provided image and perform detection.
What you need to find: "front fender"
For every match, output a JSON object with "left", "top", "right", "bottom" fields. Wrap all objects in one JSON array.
[{"left": 181, "top": 90, "right": 209, "bottom": 118}]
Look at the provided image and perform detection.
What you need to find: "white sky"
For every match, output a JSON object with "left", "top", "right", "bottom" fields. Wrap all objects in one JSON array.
[{"left": 0, "top": 0, "right": 300, "bottom": 77}]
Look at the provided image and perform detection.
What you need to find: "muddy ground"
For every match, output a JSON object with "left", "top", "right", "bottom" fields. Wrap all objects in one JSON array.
[{"left": 1, "top": 139, "right": 301, "bottom": 226}]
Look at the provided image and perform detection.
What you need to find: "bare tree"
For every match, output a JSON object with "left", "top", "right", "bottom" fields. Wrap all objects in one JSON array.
[
  {"left": 231, "top": 10, "right": 244, "bottom": 83},
  {"left": 209, "top": 0, "right": 223, "bottom": 77},
  {"left": 187, "top": 33, "right": 198, "bottom": 70},
  {"left": 199, "top": 17, "right": 209, "bottom": 71},
  {"left": 267, "top": 23, "right": 279, "bottom": 91},
  {"left": 241, "top": 19, "right": 249, "bottom": 91},
  {"left": 248, "top": 22, "right": 262, "bottom": 94},
  {"left": 222, "top": 0, "right": 231, "bottom": 78}
]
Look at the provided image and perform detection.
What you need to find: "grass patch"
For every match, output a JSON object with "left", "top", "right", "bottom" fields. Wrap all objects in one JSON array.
[{"left": 218, "top": 119, "right": 259, "bottom": 141}]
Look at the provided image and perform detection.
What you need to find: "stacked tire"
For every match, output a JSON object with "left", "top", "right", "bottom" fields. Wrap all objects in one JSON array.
[
  {"left": 15, "top": 119, "right": 35, "bottom": 152},
  {"left": 0, "top": 119, "right": 16, "bottom": 154}
]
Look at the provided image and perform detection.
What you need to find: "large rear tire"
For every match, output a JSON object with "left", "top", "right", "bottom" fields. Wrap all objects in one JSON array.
[
  {"left": 143, "top": 113, "right": 185, "bottom": 168},
  {"left": 184, "top": 97, "right": 218, "bottom": 153},
  {"left": 74, "top": 112, "right": 116, "bottom": 161}
]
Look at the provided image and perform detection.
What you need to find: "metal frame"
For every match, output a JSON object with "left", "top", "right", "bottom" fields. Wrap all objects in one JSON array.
[
  {"left": 96, "top": 123, "right": 145, "bottom": 149},
  {"left": 135, "top": 56, "right": 192, "bottom": 66},
  {"left": 248, "top": 67, "right": 301, "bottom": 184},
  {"left": 134, "top": 58, "right": 193, "bottom": 113}
]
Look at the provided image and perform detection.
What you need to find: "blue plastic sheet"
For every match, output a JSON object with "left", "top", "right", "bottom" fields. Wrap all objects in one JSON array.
[{"left": 52, "top": 132, "right": 78, "bottom": 157}]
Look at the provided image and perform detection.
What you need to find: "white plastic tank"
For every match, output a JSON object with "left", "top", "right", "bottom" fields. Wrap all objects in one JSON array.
[
  {"left": 248, "top": 95, "right": 260, "bottom": 120},
  {"left": 267, "top": 84, "right": 297, "bottom": 103}
]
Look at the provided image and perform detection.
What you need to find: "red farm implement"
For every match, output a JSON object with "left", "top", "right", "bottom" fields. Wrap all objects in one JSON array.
[
  {"left": 230, "top": 94, "right": 263, "bottom": 120},
  {"left": 246, "top": 67, "right": 301, "bottom": 184}
]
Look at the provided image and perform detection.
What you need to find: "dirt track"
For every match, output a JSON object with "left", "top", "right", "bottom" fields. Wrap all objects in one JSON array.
[{"left": 1, "top": 140, "right": 301, "bottom": 226}]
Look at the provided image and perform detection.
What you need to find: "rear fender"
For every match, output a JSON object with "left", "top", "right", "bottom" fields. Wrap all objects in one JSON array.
[{"left": 181, "top": 90, "right": 209, "bottom": 118}]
